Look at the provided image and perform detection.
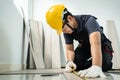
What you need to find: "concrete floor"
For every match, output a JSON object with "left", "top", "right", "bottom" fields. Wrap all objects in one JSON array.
[{"left": 0, "top": 69, "right": 120, "bottom": 80}]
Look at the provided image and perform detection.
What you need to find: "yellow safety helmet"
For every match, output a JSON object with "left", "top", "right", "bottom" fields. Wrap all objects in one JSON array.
[{"left": 46, "top": 4, "right": 65, "bottom": 34}]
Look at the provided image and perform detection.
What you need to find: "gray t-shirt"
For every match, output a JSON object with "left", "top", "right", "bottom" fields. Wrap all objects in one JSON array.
[{"left": 63, "top": 15, "right": 102, "bottom": 46}]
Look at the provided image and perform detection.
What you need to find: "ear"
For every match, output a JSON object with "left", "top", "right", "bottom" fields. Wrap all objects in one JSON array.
[{"left": 67, "top": 15, "right": 73, "bottom": 22}]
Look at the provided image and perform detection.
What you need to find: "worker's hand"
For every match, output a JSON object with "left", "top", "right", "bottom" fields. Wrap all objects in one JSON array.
[
  {"left": 78, "top": 65, "right": 107, "bottom": 78},
  {"left": 65, "top": 61, "right": 77, "bottom": 72}
]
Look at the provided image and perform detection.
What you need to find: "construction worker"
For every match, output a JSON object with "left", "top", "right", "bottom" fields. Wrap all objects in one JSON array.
[{"left": 46, "top": 4, "right": 113, "bottom": 78}]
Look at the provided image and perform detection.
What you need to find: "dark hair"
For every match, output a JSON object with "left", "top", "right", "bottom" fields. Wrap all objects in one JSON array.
[{"left": 62, "top": 8, "right": 73, "bottom": 23}]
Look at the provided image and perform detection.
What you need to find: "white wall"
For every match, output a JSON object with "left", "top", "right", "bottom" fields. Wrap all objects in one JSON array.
[
  {"left": 0, "top": 0, "right": 29, "bottom": 72},
  {"left": 0, "top": 0, "right": 23, "bottom": 64}
]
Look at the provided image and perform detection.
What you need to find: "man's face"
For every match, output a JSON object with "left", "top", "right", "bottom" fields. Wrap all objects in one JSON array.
[
  {"left": 62, "top": 15, "right": 76, "bottom": 34},
  {"left": 62, "top": 23, "right": 74, "bottom": 34}
]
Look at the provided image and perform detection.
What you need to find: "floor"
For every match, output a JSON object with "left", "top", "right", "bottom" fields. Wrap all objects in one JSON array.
[{"left": 0, "top": 69, "right": 120, "bottom": 80}]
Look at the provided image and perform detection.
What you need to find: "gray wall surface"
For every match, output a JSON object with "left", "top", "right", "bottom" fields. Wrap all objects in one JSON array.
[{"left": 0, "top": 0, "right": 23, "bottom": 64}]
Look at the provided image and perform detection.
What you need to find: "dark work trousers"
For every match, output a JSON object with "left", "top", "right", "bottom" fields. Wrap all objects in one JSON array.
[{"left": 73, "top": 44, "right": 112, "bottom": 72}]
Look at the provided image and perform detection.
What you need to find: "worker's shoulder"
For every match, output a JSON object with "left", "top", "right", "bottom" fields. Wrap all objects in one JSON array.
[
  {"left": 74, "top": 14, "right": 93, "bottom": 17},
  {"left": 74, "top": 14, "right": 96, "bottom": 20}
]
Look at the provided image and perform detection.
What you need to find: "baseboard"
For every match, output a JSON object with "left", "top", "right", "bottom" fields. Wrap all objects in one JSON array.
[{"left": 0, "top": 64, "right": 26, "bottom": 72}]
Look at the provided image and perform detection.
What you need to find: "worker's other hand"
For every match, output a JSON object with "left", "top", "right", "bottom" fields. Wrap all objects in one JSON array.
[
  {"left": 78, "top": 65, "right": 107, "bottom": 78},
  {"left": 65, "top": 61, "right": 77, "bottom": 72}
]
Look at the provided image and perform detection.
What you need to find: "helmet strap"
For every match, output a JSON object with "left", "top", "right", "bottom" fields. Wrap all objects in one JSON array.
[{"left": 66, "top": 23, "right": 75, "bottom": 31}]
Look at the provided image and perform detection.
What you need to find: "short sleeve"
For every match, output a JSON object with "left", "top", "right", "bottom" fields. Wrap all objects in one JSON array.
[
  {"left": 63, "top": 33, "right": 74, "bottom": 44},
  {"left": 85, "top": 17, "right": 101, "bottom": 35}
]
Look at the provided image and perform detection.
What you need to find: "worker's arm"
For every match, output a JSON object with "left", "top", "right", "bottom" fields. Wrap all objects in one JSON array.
[
  {"left": 78, "top": 31, "right": 106, "bottom": 78},
  {"left": 89, "top": 31, "right": 102, "bottom": 67},
  {"left": 65, "top": 44, "right": 77, "bottom": 72},
  {"left": 66, "top": 44, "right": 75, "bottom": 61}
]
